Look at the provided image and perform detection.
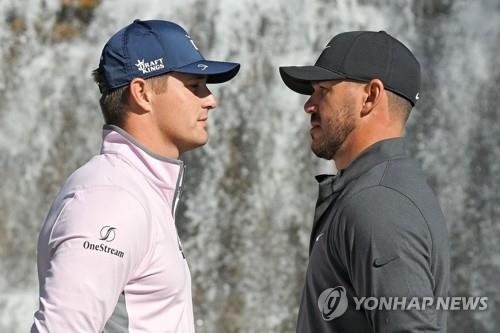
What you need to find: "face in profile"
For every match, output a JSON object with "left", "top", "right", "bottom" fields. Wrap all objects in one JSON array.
[
  {"left": 304, "top": 80, "right": 357, "bottom": 160},
  {"left": 150, "top": 72, "right": 217, "bottom": 154}
]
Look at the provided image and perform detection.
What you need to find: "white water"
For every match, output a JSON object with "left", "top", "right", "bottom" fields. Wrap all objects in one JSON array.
[{"left": 1, "top": 0, "right": 499, "bottom": 332}]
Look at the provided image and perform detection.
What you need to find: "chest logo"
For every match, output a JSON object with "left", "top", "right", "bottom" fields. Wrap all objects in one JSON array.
[{"left": 99, "top": 226, "right": 117, "bottom": 242}]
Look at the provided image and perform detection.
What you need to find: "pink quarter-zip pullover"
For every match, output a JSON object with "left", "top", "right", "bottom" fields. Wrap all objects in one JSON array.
[{"left": 31, "top": 125, "right": 194, "bottom": 333}]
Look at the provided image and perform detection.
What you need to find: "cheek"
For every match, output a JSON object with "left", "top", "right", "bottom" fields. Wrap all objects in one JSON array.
[
  {"left": 154, "top": 91, "right": 202, "bottom": 131},
  {"left": 318, "top": 99, "right": 338, "bottom": 121}
]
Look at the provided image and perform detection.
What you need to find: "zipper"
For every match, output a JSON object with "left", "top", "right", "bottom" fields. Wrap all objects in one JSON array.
[
  {"left": 172, "top": 162, "right": 186, "bottom": 217},
  {"left": 172, "top": 162, "right": 186, "bottom": 259}
]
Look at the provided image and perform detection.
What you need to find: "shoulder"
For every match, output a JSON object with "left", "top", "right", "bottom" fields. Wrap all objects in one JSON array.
[
  {"left": 342, "top": 185, "right": 422, "bottom": 221},
  {"left": 331, "top": 186, "right": 435, "bottom": 273},
  {"left": 51, "top": 186, "right": 149, "bottom": 239},
  {"left": 336, "top": 185, "right": 432, "bottom": 246},
  {"left": 65, "top": 154, "right": 139, "bottom": 189},
  {"left": 46, "top": 155, "right": 153, "bottom": 245},
  {"left": 54, "top": 155, "right": 151, "bottom": 224},
  {"left": 338, "top": 153, "right": 444, "bottom": 235},
  {"left": 60, "top": 153, "right": 156, "bottom": 209}
]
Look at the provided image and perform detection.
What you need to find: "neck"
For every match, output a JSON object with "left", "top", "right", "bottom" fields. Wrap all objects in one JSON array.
[
  {"left": 334, "top": 127, "right": 403, "bottom": 170},
  {"left": 122, "top": 118, "right": 180, "bottom": 160}
]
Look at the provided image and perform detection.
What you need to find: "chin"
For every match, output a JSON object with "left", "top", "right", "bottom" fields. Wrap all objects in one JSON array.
[
  {"left": 191, "top": 137, "right": 209, "bottom": 149},
  {"left": 199, "top": 133, "right": 209, "bottom": 145}
]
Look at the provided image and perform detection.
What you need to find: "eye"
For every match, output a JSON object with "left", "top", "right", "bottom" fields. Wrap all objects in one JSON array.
[
  {"left": 312, "top": 82, "right": 330, "bottom": 95},
  {"left": 186, "top": 82, "right": 201, "bottom": 91},
  {"left": 183, "top": 75, "right": 208, "bottom": 94},
  {"left": 318, "top": 85, "right": 330, "bottom": 95}
]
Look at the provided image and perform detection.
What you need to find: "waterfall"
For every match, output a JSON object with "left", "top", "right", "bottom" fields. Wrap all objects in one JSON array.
[{"left": 0, "top": 0, "right": 498, "bottom": 332}]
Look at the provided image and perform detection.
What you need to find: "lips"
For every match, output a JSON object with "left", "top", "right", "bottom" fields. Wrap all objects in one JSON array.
[
  {"left": 198, "top": 118, "right": 208, "bottom": 129},
  {"left": 310, "top": 115, "right": 321, "bottom": 129},
  {"left": 198, "top": 112, "right": 208, "bottom": 122},
  {"left": 310, "top": 117, "right": 321, "bottom": 137},
  {"left": 310, "top": 120, "right": 321, "bottom": 129}
]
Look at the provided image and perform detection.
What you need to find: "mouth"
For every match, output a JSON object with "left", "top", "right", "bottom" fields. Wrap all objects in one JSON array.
[
  {"left": 310, "top": 120, "right": 321, "bottom": 138},
  {"left": 310, "top": 121, "right": 321, "bottom": 129},
  {"left": 198, "top": 111, "right": 208, "bottom": 122},
  {"left": 198, "top": 118, "right": 208, "bottom": 129},
  {"left": 310, "top": 114, "right": 321, "bottom": 129}
]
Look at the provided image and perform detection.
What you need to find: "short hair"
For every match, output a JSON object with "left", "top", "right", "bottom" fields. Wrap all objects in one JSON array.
[
  {"left": 386, "top": 90, "right": 412, "bottom": 124},
  {"left": 92, "top": 69, "right": 169, "bottom": 127}
]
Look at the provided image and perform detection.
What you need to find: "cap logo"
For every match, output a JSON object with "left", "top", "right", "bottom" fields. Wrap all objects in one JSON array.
[
  {"left": 185, "top": 34, "right": 199, "bottom": 51},
  {"left": 135, "top": 58, "right": 165, "bottom": 74},
  {"left": 197, "top": 64, "right": 208, "bottom": 71},
  {"left": 415, "top": 92, "right": 420, "bottom": 101}
]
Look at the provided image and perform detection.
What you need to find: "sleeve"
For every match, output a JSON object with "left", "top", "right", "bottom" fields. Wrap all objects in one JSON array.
[
  {"left": 31, "top": 187, "right": 151, "bottom": 333},
  {"left": 335, "top": 186, "right": 442, "bottom": 332}
]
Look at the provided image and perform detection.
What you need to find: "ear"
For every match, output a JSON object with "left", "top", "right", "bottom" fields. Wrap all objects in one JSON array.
[
  {"left": 129, "top": 78, "right": 153, "bottom": 112},
  {"left": 360, "top": 79, "right": 384, "bottom": 117}
]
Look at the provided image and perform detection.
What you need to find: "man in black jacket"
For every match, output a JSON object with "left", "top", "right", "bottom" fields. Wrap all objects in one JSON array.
[{"left": 279, "top": 31, "right": 450, "bottom": 332}]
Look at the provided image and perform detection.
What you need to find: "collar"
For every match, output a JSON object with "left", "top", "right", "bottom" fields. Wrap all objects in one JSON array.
[
  {"left": 100, "top": 125, "right": 184, "bottom": 194},
  {"left": 316, "top": 138, "right": 408, "bottom": 195}
]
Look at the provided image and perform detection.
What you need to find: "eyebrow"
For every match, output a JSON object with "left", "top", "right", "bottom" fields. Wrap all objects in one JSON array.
[
  {"left": 311, "top": 80, "right": 333, "bottom": 87},
  {"left": 183, "top": 74, "right": 208, "bottom": 82}
]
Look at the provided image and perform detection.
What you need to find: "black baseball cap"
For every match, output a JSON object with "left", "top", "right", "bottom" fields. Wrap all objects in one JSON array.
[
  {"left": 97, "top": 19, "right": 240, "bottom": 92},
  {"left": 279, "top": 31, "right": 421, "bottom": 106}
]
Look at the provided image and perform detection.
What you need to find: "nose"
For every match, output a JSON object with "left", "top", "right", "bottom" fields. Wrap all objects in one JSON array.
[
  {"left": 201, "top": 86, "right": 217, "bottom": 110},
  {"left": 304, "top": 95, "right": 317, "bottom": 114}
]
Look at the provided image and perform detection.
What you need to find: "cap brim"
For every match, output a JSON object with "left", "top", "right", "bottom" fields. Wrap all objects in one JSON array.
[
  {"left": 175, "top": 60, "right": 240, "bottom": 83},
  {"left": 279, "top": 66, "right": 345, "bottom": 95}
]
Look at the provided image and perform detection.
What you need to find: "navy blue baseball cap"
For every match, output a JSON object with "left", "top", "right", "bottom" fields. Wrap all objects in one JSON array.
[{"left": 97, "top": 19, "right": 240, "bottom": 92}]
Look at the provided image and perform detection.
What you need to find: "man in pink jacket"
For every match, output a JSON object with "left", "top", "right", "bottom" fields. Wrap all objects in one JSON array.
[{"left": 31, "top": 19, "right": 240, "bottom": 332}]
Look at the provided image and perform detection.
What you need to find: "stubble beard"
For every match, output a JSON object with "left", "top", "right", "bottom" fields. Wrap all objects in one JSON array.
[{"left": 311, "top": 105, "right": 356, "bottom": 160}]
